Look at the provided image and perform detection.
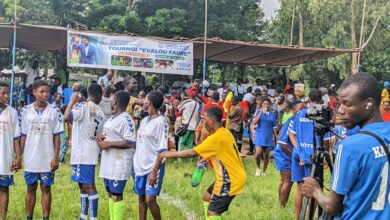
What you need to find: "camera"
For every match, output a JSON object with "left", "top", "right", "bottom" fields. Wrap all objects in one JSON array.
[{"left": 306, "top": 106, "right": 332, "bottom": 128}]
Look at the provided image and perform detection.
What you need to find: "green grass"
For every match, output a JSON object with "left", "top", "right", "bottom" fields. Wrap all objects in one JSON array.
[{"left": 7, "top": 157, "right": 302, "bottom": 219}]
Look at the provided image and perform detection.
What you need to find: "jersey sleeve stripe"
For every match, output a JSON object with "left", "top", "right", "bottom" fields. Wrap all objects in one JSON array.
[
  {"left": 158, "top": 149, "right": 168, "bottom": 153},
  {"left": 288, "top": 129, "right": 296, "bottom": 134},
  {"left": 278, "top": 140, "right": 287, "bottom": 145},
  {"left": 332, "top": 144, "right": 343, "bottom": 190}
]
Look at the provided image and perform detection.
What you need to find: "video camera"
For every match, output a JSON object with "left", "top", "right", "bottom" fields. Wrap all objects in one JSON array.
[{"left": 306, "top": 106, "right": 333, "bottom": 134}]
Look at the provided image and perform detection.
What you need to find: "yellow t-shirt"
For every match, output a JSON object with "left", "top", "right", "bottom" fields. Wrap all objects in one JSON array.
[
  {"left": 194, "top": 127, "right": 247, "bottom": 196},
  {"left": 382, "top": 88, "right": 389, "bottom": 104},
  {"left": 126, "top": 96, "right": 136, "bottom": 118}
]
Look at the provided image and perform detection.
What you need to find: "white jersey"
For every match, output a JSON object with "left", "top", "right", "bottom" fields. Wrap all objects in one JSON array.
[
  {"left": 20, "top": 104, "right": 64, "bottom": 173},
  {"left": 99, "top": 112, "right": 136, "bottom": 180},
  {"left": 0, "top": 106, "right": 20, "bottom": 175},
  {"left": 70, "top": 101, "right": 105, "bottom": 165},
  {"left": 134, "top": 115, "right": 168, "bottom": 176}
]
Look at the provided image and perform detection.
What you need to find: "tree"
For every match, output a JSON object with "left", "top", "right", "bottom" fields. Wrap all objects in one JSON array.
[
  {"left": 267, "top": 0, "right": 388, "bottom": 87},
  {"left": 145, "top": 8, "right": 186, "bottom": 38}
]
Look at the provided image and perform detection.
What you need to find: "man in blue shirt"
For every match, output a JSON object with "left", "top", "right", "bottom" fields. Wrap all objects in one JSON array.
[
  {"left": 288, "top": 88, "right": 323, "bottom": 219},
  {"left": 97, "top": 69, "right": 114, "bottom": 88},
  {"left": 302, "top": 72, "right": 390, "bottom": 220}
]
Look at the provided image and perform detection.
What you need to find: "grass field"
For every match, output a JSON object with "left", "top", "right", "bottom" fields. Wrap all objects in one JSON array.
[{"left": 6, "top": 156, "right": 301, "bottom": 220}]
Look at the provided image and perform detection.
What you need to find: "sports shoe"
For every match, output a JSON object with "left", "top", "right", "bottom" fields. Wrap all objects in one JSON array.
[
  {"left": 255, "top": 168, "right": 261, "bottom": 176},
  {"left": 262, "top": 172, "right": 267, "bottom": 176}
]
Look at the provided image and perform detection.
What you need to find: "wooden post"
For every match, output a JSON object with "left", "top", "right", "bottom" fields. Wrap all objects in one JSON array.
[
  {"left": 350, "top": 0, "right": 357, "bottom": 74},
  {"left": 298, "top": 12, "right": 304, "bottom": 47}
]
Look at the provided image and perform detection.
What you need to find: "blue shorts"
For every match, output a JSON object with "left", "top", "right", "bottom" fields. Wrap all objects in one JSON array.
[
  {"left": 0, "top": 175, "right": 14, "bottom": 187},
  {"left": 71, "top": 165, "right": 96, "bottom": 184},
  {"left": 274, "top": 150, "right": 292, "bottom": 172},
  {"left": 291, "top": 150, "right": 311, "bottom": 182},
  {"left": 104, "top": 179, "right": 127, "bottom": 195},
  {"left": 134, "top": 164, "right": 165, "bottom": 196},
  {"left": 24, "top": 172, "right": 55, "bottom": 187}
]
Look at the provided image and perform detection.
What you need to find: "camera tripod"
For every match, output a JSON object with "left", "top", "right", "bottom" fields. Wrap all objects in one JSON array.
[{"left": 299, "top": 122, "right": 335, "bottom": 220}]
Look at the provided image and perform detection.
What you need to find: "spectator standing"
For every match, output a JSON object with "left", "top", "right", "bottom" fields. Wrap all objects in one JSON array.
[
  {"left": 97, "top": 70, "right": 114, "bottom": 88},
  {"left": 177, "top": 88, "right": 199, "bottom": 162},
  {"left": 228, "top": 96, "right": 243, "bottom": 149},
  {"left": 134, "top": 72, "right": 146, "bottom": 92}
]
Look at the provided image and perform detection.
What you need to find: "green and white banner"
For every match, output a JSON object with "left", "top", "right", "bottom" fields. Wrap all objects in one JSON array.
[{"left": 67, "top": 30, "right": 193, "bottom": 75}]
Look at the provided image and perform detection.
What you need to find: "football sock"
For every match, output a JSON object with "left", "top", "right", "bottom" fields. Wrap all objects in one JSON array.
[
  {"left": 109, "top": 198, "right": 114, "bottom": 220},
  {"left": 113, "top": 200, "right": 125, "bottom": 220},
  {"left": 79, "top": 193, "right": 89, "bottom": 220},
  {"left": 203, "top": 201, "right": 210, "bottom": 219},
  {"left": 88, "top": 192, "right": 98, "bottom": 220}
]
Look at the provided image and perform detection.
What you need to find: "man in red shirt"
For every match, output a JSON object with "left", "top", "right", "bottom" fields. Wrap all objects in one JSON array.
[{"left": 196, "top": 92, "right": 222, "bottom": 144}]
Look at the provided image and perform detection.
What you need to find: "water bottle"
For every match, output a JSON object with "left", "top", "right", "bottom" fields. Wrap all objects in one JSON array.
[{"left": 191, "top": 161, "right": 207, "bottom": 187}]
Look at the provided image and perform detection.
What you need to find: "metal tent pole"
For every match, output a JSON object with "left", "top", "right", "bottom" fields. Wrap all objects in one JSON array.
[
  {"left": 202, "top": 0, "right": 208, "bottom": 97},
  {"left": 10, "top": 0, "right": 17, "bottom": 107}
]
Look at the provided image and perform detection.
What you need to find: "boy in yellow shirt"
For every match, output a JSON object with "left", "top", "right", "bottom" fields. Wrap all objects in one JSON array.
[{"left": 160, "top": 106, "right": 247, "bottom": 219}]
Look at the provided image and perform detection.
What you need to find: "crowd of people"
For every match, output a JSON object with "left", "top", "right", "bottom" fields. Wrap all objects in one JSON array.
[{"left": 0, "top": 69, "right": 389, "bottom": 220}]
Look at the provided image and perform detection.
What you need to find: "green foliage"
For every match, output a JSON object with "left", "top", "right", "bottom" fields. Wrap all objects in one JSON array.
[
  {"left": 145, "top": 8, "right": 187, "bottom": 38},
  {"left": 268, "top": 0, "right": 389, "bottom": 86}
]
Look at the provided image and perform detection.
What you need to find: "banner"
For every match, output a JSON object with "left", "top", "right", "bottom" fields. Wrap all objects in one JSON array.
[{"left": 67, "top": 31, "right": 193, "bottom": 75}]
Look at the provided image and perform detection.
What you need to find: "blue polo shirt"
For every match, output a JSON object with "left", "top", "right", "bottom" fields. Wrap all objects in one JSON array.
[{"left": 331, "top": 122, "right": 390, "bottom": 220}]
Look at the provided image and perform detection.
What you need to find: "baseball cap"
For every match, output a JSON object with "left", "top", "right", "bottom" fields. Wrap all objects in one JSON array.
[{"left": 384, "top": 81, "right": 390, "bottom": 87}]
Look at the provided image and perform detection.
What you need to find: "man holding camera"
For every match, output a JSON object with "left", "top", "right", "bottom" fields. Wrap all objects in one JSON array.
[{"left": 302, "top": 73, "right": 390, "bottom": 219}]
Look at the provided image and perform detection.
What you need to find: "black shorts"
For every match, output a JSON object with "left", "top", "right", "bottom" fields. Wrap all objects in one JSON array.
[
  {"left": 208, "top": 194, "right": 235, "bottom": 215},
  {"left": 206, "top": 182, "right": 235, "bottom": 215}
]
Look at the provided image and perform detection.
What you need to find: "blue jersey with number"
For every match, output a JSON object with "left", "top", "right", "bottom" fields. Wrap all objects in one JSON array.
[
  {"left": 331, "top": 122, "right": 390, "bottom": 220},
  {"left": 274, "top": 117, "right": 294, "bottom": 160},
  {"left": 289, "top": 108, "right": 320, "bottom": 164}
]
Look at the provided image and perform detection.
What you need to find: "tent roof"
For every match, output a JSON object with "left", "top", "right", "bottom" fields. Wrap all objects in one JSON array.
[{"left": 0, "top": 23, "right": 356, "bottom": 67}]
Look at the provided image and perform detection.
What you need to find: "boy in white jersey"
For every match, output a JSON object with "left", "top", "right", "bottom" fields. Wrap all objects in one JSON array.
[
  {"left": 64, "top": 83, "right": 105, "bottom": 220},
  {"left": 19, "top": 80, "right": 64, "bottom": 220},
  {"left": 0, "top": 82, "right": 21, "bottom": 219},
  {"left": 97, "top": 91, "right": 136, "bottom": 220},
  {"left": 133, "top": 91, "right": 168, "bottom": 220}
]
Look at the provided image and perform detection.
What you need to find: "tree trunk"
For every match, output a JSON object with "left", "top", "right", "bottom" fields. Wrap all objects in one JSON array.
[
  {"left": 298, "top": 12, "right": 304, "bottom": 47},
  {"left": 128, "top": 0, "right": 134, "bottom": 8},
  {"left": 350, "top": 0, "right": 358, "bottom": 74}
]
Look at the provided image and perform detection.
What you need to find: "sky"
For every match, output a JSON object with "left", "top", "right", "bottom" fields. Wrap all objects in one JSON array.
[{"left": 260, "top": 0, "right": 281, "bottom": 19}]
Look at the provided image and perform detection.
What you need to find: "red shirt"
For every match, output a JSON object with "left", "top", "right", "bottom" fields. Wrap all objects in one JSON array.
[
  {"left": 329, "top": 97, "right": 337, "bottom": 111},
  {"left": 240, "top": 101, "right": 249, "bottom": 121},
  {"left": 383, "top": 112, "right": 390, "bottom": 121},
  {"left": 202, "top": 102, "right": 222, "bottom": 118},
  {"left": 218, "top": 102, "right": 227, "bottom": 120}
]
